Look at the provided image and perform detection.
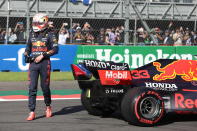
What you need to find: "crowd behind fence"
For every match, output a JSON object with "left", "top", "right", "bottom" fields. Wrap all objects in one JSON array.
[{"left": 0, "top": 17, "right": 197, "bottom": 46}]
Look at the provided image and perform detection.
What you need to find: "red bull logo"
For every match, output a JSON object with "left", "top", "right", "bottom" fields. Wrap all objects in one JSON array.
[
  {"left": 32, "top": 41, "right": 46, "bottom": 47},
  {"left": 153, "top": 60, "right": 197, "bottom": 81}
]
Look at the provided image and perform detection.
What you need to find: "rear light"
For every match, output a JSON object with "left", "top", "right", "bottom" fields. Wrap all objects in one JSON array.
[{"left": 71, "top": 64, "right": 92, "bottom": 80}]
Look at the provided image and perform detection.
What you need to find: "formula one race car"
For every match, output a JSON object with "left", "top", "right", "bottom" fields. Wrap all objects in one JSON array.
[{"left": 71, "top": 59, "right": 197, "bottom": 126}]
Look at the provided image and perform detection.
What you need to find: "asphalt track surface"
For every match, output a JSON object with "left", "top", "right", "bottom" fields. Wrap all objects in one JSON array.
[{"left": 0, "top": 81, "right": 197, "bottom": 131}]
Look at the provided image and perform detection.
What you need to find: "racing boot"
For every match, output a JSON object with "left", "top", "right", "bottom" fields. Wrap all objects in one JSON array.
[
  {"left": 46, "top": 106, "right": 52, "bottom": 118},
  {"left": 26, "top": 112, "right": 35, "bottom": 121}
]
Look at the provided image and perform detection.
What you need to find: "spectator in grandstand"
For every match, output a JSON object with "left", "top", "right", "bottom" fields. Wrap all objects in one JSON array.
[
  {"left": 0, "top": 28, "right": 5, "bottom": 44},
  {"left": 71, "top": 23, "right": 80, "bottom": 34},
  {"left": 105, "top": 28, "right": 116, "bottom": 45},
  {"left": 173, "top": 28, "right": 183, "bottom": 46},
  {"left": 153, "top": 27, "right": 163, "bottom": 45},
  {"left": 82, "top": 22, "right": 92, "bottom": 35},
  {"left": 183, "top": 28, "right": 192, "bottom": 45},
  {"left": 115, "top": 26, "right": 124, "bottom": 45},
  {"left": 191, "top": 31, "right": 197, "bottom": 45},
  {"left": 58, "top": 23, "right": 70, "bottom": 45},
  {"left": 163, "top": 30, "right": 174, "bottom": 45},
  {"left": 143, "top": 31, "right": 151, "bottom": 45},
  {"left": 14, "top": 22, "right": 26, "bottom": 44},
  {"left": 149, "top": 27, "right": 163, "bottom": 45},
  {"left": 84, "top": 31, "right": 94, "bottom": 44},
  {"left": 5, "top": 28, "right": 17, "bottom": 44},
  {"left": 137, "top": 27, "right": 146, "bottom": 45},
  {"left": 119, "top": 26, "right": 125, "bottom": 43},
  {"left": 69, "top": 23, "right": 80, "bottom": 42},
  {"left": 73, "top": 26, "right": 85, "bottom": 43},
  {"left": 96, "top": 28, "right": 106, "bottom": 45}
]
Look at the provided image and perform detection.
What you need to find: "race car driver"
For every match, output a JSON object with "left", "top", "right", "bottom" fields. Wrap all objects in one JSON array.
[{"left": 24, "top": 13, "right": 58, "bottom": 121}]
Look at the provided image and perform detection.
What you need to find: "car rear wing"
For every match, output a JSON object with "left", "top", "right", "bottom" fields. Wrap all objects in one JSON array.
[{"left": 71, "top": 59, "right": 132, "bottom": 85}]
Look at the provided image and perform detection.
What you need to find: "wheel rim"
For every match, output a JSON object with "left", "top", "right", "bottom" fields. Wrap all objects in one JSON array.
[{"left": 139, "top": 96, "right": 160, "bottom": 119}]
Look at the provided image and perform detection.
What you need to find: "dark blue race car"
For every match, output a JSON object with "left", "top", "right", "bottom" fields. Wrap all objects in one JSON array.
[{"left": 71, "top": 59, "right": 197, "bottom": 126}]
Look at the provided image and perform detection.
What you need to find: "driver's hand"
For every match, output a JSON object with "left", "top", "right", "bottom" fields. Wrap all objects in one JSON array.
[
  {"left": 34, "top": 55, "right": 44, "bottom": 63},
  {"left": 24, "top": 52, "right": 28, "bottom": 56}
]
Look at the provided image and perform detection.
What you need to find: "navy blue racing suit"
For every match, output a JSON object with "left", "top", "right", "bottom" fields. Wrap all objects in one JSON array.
[{"left": 25, "top": 29, "right": 58, "bottom": 111}]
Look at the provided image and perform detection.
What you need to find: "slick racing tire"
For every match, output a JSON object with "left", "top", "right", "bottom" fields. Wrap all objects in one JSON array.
[
  {"left": 81, "top": 89, "right": 103, "bottom": 116},
  {"left": 121, "top": 87, "right": 165, "bottom": 126}
]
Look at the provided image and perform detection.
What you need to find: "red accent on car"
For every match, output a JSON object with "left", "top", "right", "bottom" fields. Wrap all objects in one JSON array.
[
  {"left": 175, "top": 111, "right": 197, "bottom": 114},
  {"left": 71, "top": 64, "right": 86, "bottom": 78},
  {"left": 98, "top": 70, "right": 132, "bottom": 85},
  {"left": 153, "top": 60, "right": 197, "bottom": 81},
  {"left": 131, "top": 70, "right": 150, "bottom": 79},
  {"left": 135, "top": 91, "right": 164, "bottom": 125},
  {"left": 175, "top": 93, "right": 197, "bottom": 109},
  {"left": 182, "top": 89, "right": 197, "bottom": 92}
]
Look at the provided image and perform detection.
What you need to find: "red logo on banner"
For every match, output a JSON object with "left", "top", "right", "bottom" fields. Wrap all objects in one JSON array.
[{"left": 98, "top": 70, "right": 132, "bottom": 85}]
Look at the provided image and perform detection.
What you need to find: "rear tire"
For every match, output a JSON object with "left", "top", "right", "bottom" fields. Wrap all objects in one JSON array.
[{"left": 121, "top": 87, "right": 165, "bottom": 126}]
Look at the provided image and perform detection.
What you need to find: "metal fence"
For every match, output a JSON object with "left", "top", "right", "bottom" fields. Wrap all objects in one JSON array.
[{"left": 0, "top": 0, "right": 197, "bottom": 46}]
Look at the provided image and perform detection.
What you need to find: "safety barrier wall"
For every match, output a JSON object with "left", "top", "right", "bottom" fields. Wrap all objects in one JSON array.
[
  {"left": 0, "top": 45, "right": 196, "bottom": 72},
  {"left": 0, "top": 45, "right": 78, "bottom": 72}
]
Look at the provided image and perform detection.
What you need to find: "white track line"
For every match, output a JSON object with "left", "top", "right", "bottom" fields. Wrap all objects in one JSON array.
[{"left": 0, "top": 98, "right": 80, "bottom": 102}]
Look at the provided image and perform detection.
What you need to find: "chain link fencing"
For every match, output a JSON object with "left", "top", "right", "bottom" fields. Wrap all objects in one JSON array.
[
  {"left": 0, "top": 0, "right": 197, "bottom": 46},
  {"left": 133, "top": 20, "right": 196, "bottom": 46}
]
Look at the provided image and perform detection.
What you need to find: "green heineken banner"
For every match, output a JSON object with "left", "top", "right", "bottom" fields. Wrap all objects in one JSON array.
[
  {"left": 0, "top": 45, "right": 196, "bottom": 71},
  {"left": 74, "top": 46, "right": 197, "bottom": 70}
]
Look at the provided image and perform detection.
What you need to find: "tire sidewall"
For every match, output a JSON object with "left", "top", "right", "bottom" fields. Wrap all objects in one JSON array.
[
  {"left": 134, "top": 90, "right": 165, "bottom": 125},
  {"left": 121, "top": 88, "right": 165, "bottom": 126}
]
